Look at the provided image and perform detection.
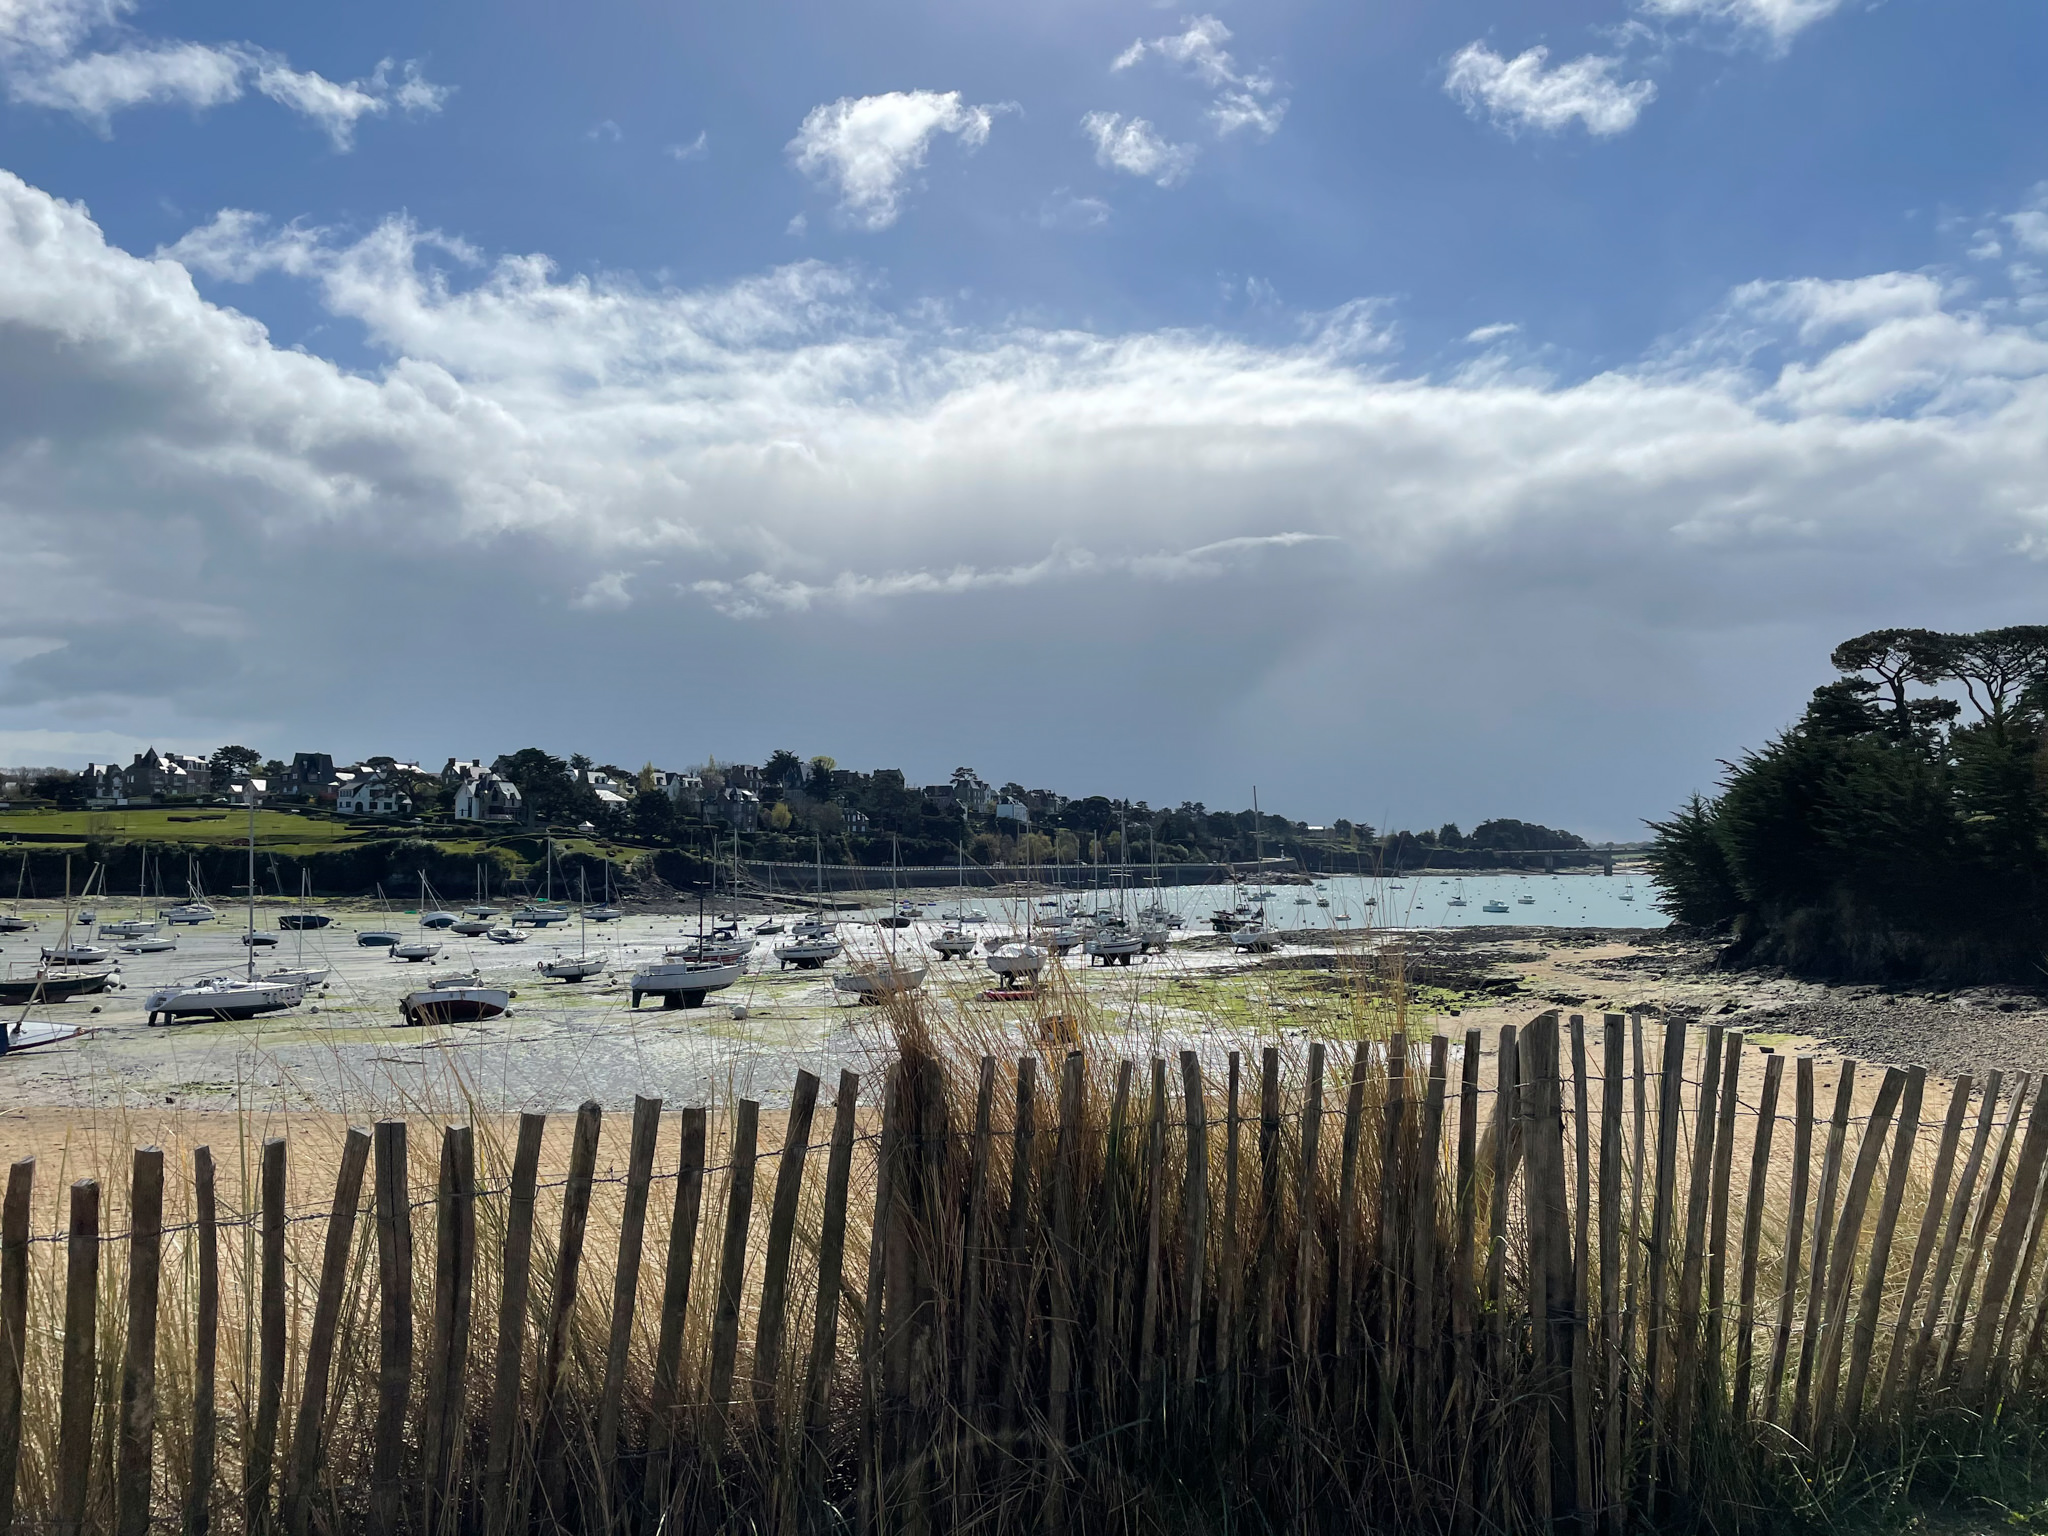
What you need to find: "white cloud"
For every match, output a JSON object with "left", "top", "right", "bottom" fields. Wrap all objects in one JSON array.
[
  {"left": 1444, "top": 43, "right": 1657, "bottom": 137},
  {"left": 11, "top": 41, "right": 242, "bottom": 122},
  {"left": 1638, "top": 0, "right": 1848, "bottom": 48},
  {"left": 1113, "top": 14, "right": 1288, "bottom": 140},
  {"left": 787, "top": 89, "right": 1004, "bottom": 231},
  {"left": 1466, "top": 322, "right": 1522, "bottom": 344},
  {"left": 1081, "top": 112, "right": 1198, "bottom": 186},
  {"left": 0, "top": 0, "right": 446, "bottom": 145},
  {"left": 249, "top": 56, "right": 388, "bottom": 148},
  {"left": 9, "top": 169, "right": 2048, "bottom": 826},
  {"left": 667, "top": 131, "right": 708, "bottom": 162}
]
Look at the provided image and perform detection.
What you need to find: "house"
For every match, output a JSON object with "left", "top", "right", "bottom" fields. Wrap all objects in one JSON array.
[
  {"left": 921, "top": 784, "right": 958, "bottom": 812},
  {"left": 995, "top": 799, "right": 1029, "bottom": 825},
  {"left": 719, "top": 786, "right": 761, "bottom": 830},
  {"left": 454, "top": 772, "right": 524, "bottom": 822},
  {"left": 656, "top": 770, "right": 703, "bottom": 808},
  {"left": 336, "top": 775, "right": 413, "bottom": 817},
  {"left": 84, "top": 748, "right": 214, "bottom": 806},
  {"left": 443, "top": 759, "right": 487, "bottom": 787},
  {"left": 281, "top": 753, "right": 341, "bottom": 802}
]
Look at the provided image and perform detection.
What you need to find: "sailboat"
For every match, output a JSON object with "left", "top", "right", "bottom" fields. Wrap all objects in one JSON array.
[
  {"left": 1228, "top": 789, "right": 1281, "bottom": 951},
  {"left": 0, "top": 857, "right": 33, "bottom": 934},
  {"left": 585, "top": 860, "right": 624, "bottom": 922},
  {"left": 145, "top": 789, "right": 304, "bottom": 1024},
  {"left": 42, "top": 864, "right": 111, "bottom": 964},
  {"left": 634, "top": 892, "right": 746, "bottom": 1007},
  {"left": 399, "top": 970, "right": 511, "bottom": 1026},
  {"left": 391, "top": 872, "right": 445, "bottom": 962},
  {"left": 777, "top": 836, "right": 842, "bottom": 968},
  {"left": 932, "top": 844, "right": 976, "bottom": 958},
  {"left": 837, "top": 838, "right": 926, "bottom": 999},
  {"left": 511, "top": 840, "right": 571, "bottom": 925},
  {"left": 1447, "top": 879, "right": 1469, "bottom": 909},
  {"left": 101, "top": 853, "right": 161, "bottom": 940},
  {"left": 159, "top": 857, "right": 218, "bottom": 925},
  {"left": 261, "top": 871, "right": 330, "bottom": 989},
  {"left": 538, "top": 872, "right": 607, "bottom": 981}
]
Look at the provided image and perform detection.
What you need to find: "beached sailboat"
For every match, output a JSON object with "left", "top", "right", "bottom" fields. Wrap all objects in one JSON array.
[
  {"left": 145, "top": 789, "right": 303, "bottom": 1024},
  {"left": 399, "top": 972, "right": 510, "bottom": 1026},
  {"left": 0, "top": 857, "right": 33, "bottom": 934},
  {"left": 391, "top": 872, "right": 445, "bottom": 962},
  {"left": 511, "top": 839, "right": 572, "bottom": 925},
  {"left": 538, "top": 873, "right": 607, "bottom": 981}
]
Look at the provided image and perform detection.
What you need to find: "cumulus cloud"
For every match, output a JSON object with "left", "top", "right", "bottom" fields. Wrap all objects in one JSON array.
[
  {"left": 667, "top": 131, "right": 708, "bottom": 162},
  {"left": 1444, "top": 43, "right": 1657, "bottom": 137},
  {"left": 1113, "top": 14, "right": 1288, "bottom": 139},
  {"left": 1638, "top": 0, "right": 1848, "bottom": 48},
  {"left": 787, "top": 89, "right": 1004, "bottom": 231},
  {"left": 7, "top": 168, "right": 2048, "bottom": 824},
  {"left": 0, "top": 0, "right": 445, "bottom": 144},
  {"left": 1081, "top": 112, "right": 1198, "bottom": 186}
]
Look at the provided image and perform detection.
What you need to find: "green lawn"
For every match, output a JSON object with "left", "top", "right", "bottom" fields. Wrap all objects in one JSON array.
[{"left": 0, "top": 806, "right": 652, "bottom": 864}]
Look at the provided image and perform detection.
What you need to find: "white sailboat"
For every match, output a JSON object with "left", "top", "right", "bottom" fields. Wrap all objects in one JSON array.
[
  {"left": 511, "top": 839, "right": 572, "bottom": 925},
  {"left": 538, "top": 873, "right": 607, "bottom": 981},
  {"left": 262, "top": 871, "right": 330, "bottom": 989},
  {"left": 399, "top": 972, "right": 510, "bottom": 1025},
  {"left": 391, "top": 871, "right": 445, "bottom": 962},
  {"left": 145, "top": 789, "right": 302, "bottom": 1025}
]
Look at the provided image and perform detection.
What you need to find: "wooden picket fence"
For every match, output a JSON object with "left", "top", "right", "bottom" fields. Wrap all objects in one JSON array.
[{"left": 5, "top": 1010, "right": 2048, "bottom": 1534}]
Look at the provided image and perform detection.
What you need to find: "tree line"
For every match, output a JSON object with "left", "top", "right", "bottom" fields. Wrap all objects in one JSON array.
[{"left": 1647, "top": 625, "right": 2048, "bottom": 981}]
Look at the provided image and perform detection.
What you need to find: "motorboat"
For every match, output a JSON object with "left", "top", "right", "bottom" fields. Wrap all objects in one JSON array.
[
  {"left": 585, "top": 905, "right": 624, "bottom": 923},
  {"left": 420, "top": 911, "right": 457, "bottom": 929},
  {"left": 754, "top": 919, "right": 785, "bottom": 935},
  {"left": 359, "top": 930, "right": 401, "bottom": 947},
  {"left": 0, "top": 1018, "right": 84, "bottom": 1053},
  {"left": 511, "top": 904, "right": 571, "bottom": 927},
  {"left": 1085, "top": 929, "right": 1142, "bottom": 966},
  {"left": 279, "top": 912, "right": 331, "bottom": 930},
  {"left": 774, "top": 934, "right": 842, "bottom": 969},
  {"left": 1517, "top": 893, "right": 1536, "bottom": 905},
  {"left": 42, "top": 943, "right": 111, "bottom": 965},
  {"left": 630, "top": 959, "right": 744, "bottom": 1009},
  {"left": 1483, "top": 900, "right": 1511, "bottom": 914},
  {"left": 0, "top": 916, "right": 32, "bottom": 934},
  {"left": 1209, "top": 910, "right": 1246, "bottom": 934},
  {"left": 1316, "top": 897, "right": 1330, "bottom": 908},
  {"left": 538, "top": 953, "right": 606, "bottom": 981},
  {"left": 1231, "top": 924, "right": 1281, "bottom": 953},
  {"left": 100, "top": 918, "right": 158, "bottom": 939},
  {"left": 399, "top": 974, "right": 510, "bottom": 1025},
  {"left": 145, "top": 975, "right": 303, "bottom": 1024},
  {"left": 160, "top": 902, "right": 217, "bottom": 925},
  {"left": 119, "top": 936, "right": 177, "bottom": 954},
  {"left": 833, "top": 960, "right": 926, "bottom": 1000},
  {"left": 961, "top": 907, "right": 989, "bottom": 924},
  {"left": 486, "top": 927, "right": 527, "bottom": 945},
  {"left": 932, "top": 929, "right": 976, "bottom": 959},
  {"left": 0, "top": 966, "right": 111, "bottom": 1004},
  {"left": 239, "top": 932, "right": 280, "bottom": 947},
  {"left": 392, "top": 940, "right": 443, "bottom": 963},
  {"left": 463, "top": 905, "right": 500, "bottom": 918},
  {"left": 791, "top": 915, "right": 837, "bottom": 939},
  {"left": 263, "top": 965, "right": 329, "bottom": 989},
  {"left": 451, "top": 917, "right": 495, "bottom": 936},
  {"left": 986, "top": 943, "right": 1047, "bottom": 983}
]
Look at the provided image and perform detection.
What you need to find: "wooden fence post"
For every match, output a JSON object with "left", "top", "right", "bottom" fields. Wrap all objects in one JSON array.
[
  {"left": 706, "top": 1098, "right": 762, "bottom": 1458},
  {"left": 1599, "top": 1019, "right": 1625, "bottom": 1528},
  {"left": 1257, "top": 1047, "right": 1283, "bottom": 1366},
  {"left": 1412, "top": 1036, "right": 1450, "bottom": 1459},
  {"left": 1878, "top": 1076, "right": 1970, "bottom": 1421},
  {"left": 757, "top": 1073, "right": 822, "bottom": 1440},
  {"left": 1907, "top": 1074, "right": 2001, "bottom": 1420},
  {"left": 1181, "top": 1051, "right": 1211, "bottom": 1390},
  {"left": 1939, "top": 1074, "right": 2027, "bottom": 1382},
  {"left": 1569, "top": 1016, "right": 1593, "bottom": 1519},
  {"left": 1962, "top": 1078, "right": 2048, "bottom": 1398},
  {"left": 1670, "top": 1023, "right": 1724, "bottom": 1487},
  {"left": 0, "top": 1157, "right": 31, "bottom": 1536},
  {"left": 1524, "top": 1014, "right": 1573, "bottom": 1521},
  {"left": 1046, "top": 1052, "right": 1086, "bottom": 1488},
  {"left": 1706, "top": 1033, "right": 1743, "bottom": 1376},
  {"left": 536, "top": 1101, "right": 602, "bottom": 1519},
  {"left": 1841, "top": 1068, "right": 1922, "bottom": 1439},
  {"left": 857, "top": 1076, "right": 902, "bottom": 1536},
  {"left": 1376, "top": 1034, "right": 1408, "bottom": 1400},
  {"left": 116, "top": 1149, "right": 163, "bottom": 1536},
  {"left": 1333, "top": 1041, "right": 1368, "bottom": 1361},
  {"left": 283, "top": 1127, "right": 370, "bottom": 1536},
  {"left": 422, "top": 1125, "right": 477, "bottom": 1533},
  {"left": 1092, "top": 1062, "right": 1135, "bottom": 1435},
  {"left": 370, "top": 1124, "right": 411, "bottom": 1536},
  {"left": 1643, "top": 1019, "right": 1685, "bottom": 1445},
  {"left": 57, "top": 1178, "right": 99, "bottom": 1536},
  {"left": 805, "top": 1073, "right": 862, "bottom": 1521},
  {"left": 483, "top": 1113, "right": 545, "bottom": 1536},
  {"left": 1452, "top": 1030, "right": 1481, "bottom": 1535},
  {"left": 1295, "top": 1043, "right": 1327, "bottom": 1373},
  {"left": 1217, "top": 1052, "right": 1243, "bottom": 1421},
  {"left": 1731, "top": 1053, "right": 1785, "bottom": 1418},
  {"left": 1794, "top": 1061, "right": 1857, "bottom": 1432},
  {"left": 1486, "top": 1025, "right": 1520, "bottom": 1379},
  {"left": 1811, "top": 1067, "right": 1907, "bottom": 1439},
  {"left": 251, "top": 1138, "right": 289, "bottom": 1536},
  {"left": 1764, "top": 1058, "right": 1814, "bottom": 1424},
  {"left": 598, "top": 1097, "right": 663, "bottom": 1480},
  {"left": 960, "top": 1056, "right": 996, "bottom": 1443},
  {"left": 995, "top": 1058, "right": 1035, "bottom": 1438},
  {"left": 645, "top": 1107, "right": 707, "bottom": 1526},
  {"left": 185, "top": 1148, "right": 218, "bottom": 1536}
]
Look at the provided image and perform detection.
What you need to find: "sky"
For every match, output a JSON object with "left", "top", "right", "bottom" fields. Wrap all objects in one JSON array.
[{"left": 1, "top": 0, "right": 2045, "bottom": 839}]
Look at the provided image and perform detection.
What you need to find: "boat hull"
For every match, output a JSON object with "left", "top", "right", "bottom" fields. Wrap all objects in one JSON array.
[
  {"left": 278, "top": 914, "right": 331, "bottom": 930},
  {"left": 630, "top": 961, "right": 743, "bottom": 1008},
  {"left": 0, "top": 971, "right": 112, "bottom": 1004},
  {"left": 399, "top": 988, "right": 510, "bottom": 1025}
]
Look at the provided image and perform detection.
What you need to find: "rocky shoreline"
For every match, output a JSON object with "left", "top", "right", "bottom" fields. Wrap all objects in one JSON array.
[{"left": 1394, "top": 924, "right": 2048, "bottom": 1086}]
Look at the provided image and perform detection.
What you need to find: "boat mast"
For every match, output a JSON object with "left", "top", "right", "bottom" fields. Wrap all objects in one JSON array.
[{"left": 245, "top": 783, "right": 257, "bottom": 980}]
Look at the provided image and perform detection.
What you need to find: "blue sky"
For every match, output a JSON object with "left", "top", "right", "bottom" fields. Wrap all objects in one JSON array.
[{"left": 1, "top": 0, "right": 2045, "bottom": 838}]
